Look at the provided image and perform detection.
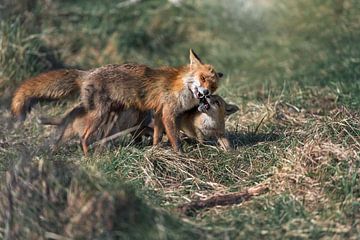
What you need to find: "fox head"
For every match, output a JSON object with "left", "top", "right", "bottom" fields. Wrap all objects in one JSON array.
[
  {"left": 186, "top": 49, "right": 223, "bottom": 99},
  {"left": 198, "top": 95, "right": 239, "bottom": 117}
]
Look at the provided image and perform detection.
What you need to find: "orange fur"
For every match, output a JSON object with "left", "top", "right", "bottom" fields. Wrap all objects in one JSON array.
[
  {"left": 11, "top": 49, "right": 222, "bottom": 152},
  {"left": 11, "top": 69, "right": 84, "bottom": 121}
]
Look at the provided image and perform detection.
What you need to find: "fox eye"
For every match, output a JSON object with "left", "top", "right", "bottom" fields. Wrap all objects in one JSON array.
[
  {"left": 200, "top": 75, "right": 206, "bottom": 82},
  {"left": 214, "top": 100, "right": 220, "bottom": 106}
]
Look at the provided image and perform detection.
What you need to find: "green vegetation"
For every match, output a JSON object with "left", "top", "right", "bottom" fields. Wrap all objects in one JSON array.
[{"left": 0, "top": 0, "right": 359, "bottom": 239}]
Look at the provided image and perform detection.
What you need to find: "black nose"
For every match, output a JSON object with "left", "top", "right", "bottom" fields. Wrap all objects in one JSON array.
[{"left": 203, "top": 89, "right": 210, "bottom": 96}]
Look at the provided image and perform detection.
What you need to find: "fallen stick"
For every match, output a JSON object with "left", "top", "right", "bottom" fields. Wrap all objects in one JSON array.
[
  {"left": 91, "top": 125, "right": 142, "bottom": 148},
  {"left": 178, "top": 184, "right": 268, "bottom": 216}
]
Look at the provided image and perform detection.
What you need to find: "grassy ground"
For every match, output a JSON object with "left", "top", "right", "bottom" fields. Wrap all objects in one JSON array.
[{"left": 0, "top": 0, "right": 359, "bottom": 239}]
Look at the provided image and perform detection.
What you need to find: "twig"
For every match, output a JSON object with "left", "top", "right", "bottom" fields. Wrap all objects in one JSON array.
[
  {"left": 91, "top": 125, "right": 141, "bottom": 148},
  {"left": 285, "top": 102, "right": 300, "bottom": 112},
  {"left": 178, "top": 184, "right": 268, "bottom": 216},
  {"left": 254, "top": 114, "right": 266, "bottom": 134}
]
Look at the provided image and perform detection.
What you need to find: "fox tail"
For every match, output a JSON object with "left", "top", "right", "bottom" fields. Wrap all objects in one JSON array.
[{"left": 11, "top": 69, "right": 84, "bottom": 121}]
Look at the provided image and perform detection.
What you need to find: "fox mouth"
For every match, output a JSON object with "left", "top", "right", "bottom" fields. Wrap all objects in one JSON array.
[
  {"left": 191, "top": 87, "right": 202, "bottom": 99},
  {"left": 197, "top": 96, "right": 210, "bottom": 112},
  {"left": 189, "top": 86, "right": 210, "bottom": 112},
  {"left": 191, "top": 87, "right": 209, "bottom": 99}
]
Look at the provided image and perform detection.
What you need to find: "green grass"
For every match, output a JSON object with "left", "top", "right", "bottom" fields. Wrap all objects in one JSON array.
[{"left": 1, "top": 0, "right": 360, "bottom": 239}]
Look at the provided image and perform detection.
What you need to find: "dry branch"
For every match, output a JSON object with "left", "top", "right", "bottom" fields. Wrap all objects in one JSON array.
[
  {"left": 178, "top": 184, "right": 268, "bottom": 216},
  {"left": 90, "top": 124, "right": 142, "bottom": 148}
]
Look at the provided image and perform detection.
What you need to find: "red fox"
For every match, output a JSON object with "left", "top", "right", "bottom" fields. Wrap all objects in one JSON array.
[
  {"left": 39, "top": 95, "right": 238, "bottom": 154},
  {"left": 12, "top": 49, "right": 222, "bottom": 152}
]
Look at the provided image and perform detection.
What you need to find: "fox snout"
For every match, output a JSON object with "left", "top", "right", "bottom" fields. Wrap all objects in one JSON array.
[
  {"left": 191, "top": 85, "right": 210, "bottom": 99},
  {"left": 197, "top": 87, "right": 210, "bottom": 98}
]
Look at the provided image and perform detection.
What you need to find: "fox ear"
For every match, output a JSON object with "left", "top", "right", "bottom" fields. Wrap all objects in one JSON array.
[
  {"left": 225, "top": 103, "right": 239, "bottom": 116},
  {"left": 189, "top": 49, "right": 203, "bottom": 68},
  {"left": 217, "top": 72, "right": 224, "bottom": 78}
]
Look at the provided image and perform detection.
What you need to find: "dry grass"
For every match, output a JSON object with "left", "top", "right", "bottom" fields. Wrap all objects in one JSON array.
[
  {"left": 1, "top": 92, "right": 358, "bottom": 239},
  {"left": 0, "top": 146, "right": 201, "bottom": 239}
]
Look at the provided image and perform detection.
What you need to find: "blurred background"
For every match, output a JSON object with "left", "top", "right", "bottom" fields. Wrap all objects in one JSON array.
[{"left": 1, "top": 0, "right": 359, "bottom": 107}]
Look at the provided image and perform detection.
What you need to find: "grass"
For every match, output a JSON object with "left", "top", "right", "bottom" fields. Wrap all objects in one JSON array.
[{"left": 0, "top": 0, "right": 360, "bottom": 239}]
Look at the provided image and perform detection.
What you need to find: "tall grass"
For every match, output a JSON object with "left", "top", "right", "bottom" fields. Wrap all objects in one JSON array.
[{"left": 0, "top": 19, "right": 62, "bottom": 90}]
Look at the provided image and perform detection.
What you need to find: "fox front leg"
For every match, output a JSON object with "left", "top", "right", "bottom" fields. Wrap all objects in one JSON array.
[
  {"left": 194, "top": 128, "right": 205, "bottom": 144},
  {"left": 162, "top": 107, "right": 181, "bottom": 153},
  {"left": 153, "top": 113, "right": 164, "bottom": 146},
  {"left": 217, "top": 135, "right": 232, "bottom": 151}
]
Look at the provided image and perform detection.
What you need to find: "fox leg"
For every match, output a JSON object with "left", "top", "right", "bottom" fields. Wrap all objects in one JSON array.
[
  {"left": 217, "top": 135, "right": 231, "bottom": 151},
  {"left": 81, "top": 117, "right": 108, "bottom": 156},
  {"left": 194, "top": 128, "right": 205, "bottom": 144},
  {"left": 82, "top": 89, "right": 113, "bottom": 143},
  {"left": 95, "top": 111, "right": 119, "bottom": 152},
  {"left": 161, "top": 107, "right": 181, "bottom": 152},
  {"left": 81, "top": 138, "right": 89, "bottom": 156},
  {"left": 81, "top": 114, "right": 100, "bottom": 155},
  {"left": 153, "top": 113, "right": 164, "bottom": 145},
  {"left": 81, "top": 104, "right": 109, "bottom": 147}
]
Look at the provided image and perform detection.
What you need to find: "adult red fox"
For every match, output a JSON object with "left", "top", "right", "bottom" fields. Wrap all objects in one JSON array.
[{"left": 12, "top": 49, "right": 222, "bottom": 152}]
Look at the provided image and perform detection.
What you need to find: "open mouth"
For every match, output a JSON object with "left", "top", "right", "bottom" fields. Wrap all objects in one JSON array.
[
  {"left": 190, "top": 86, "right": 205, "bottom": 99},
  {"left": 196, "top": 92, "right": 203, "bottom": 99},
  {"left": 197, "top": 96, "right": 210, "bottom": 112},
  {"left": 192, "top": 88, "right": 203, "bottom": 99}
]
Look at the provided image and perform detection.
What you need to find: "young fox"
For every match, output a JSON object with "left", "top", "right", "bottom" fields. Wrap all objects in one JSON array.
[
  {"left": 39, "top": 95, "right": 238, "bottom": 154},
  {"left": 178, "top": 95, "right": 239, "bottom": 150},
  {"left": 11, "top": 49, "right": 222, "bottom": 152}
]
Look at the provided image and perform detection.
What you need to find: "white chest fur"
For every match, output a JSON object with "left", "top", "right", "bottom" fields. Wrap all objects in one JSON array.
[
  {"left": 177, "top": 74, "right": 199, "bottom": 112},
  {"left": 178, "top": 88, "right": 198, "bottom": 111}
]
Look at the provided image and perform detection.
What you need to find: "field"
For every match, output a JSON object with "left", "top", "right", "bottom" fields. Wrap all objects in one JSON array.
[{"left": 0, "top": 0, "right": 359, "bottom": 239}]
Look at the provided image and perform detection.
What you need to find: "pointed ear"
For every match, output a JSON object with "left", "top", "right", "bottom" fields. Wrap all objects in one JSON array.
[
  {"left": 225, "top": 103, "right": 239, "bottom": 116},
  {"left": 217, "top": 72, "right": 224, "bottom": 78},
  {"left": 189, "top": 49, "right": 203, "bottom": 68}
]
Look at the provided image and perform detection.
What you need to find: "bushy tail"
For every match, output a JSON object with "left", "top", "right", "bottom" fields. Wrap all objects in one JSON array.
[{"left": 11, "top": 69, "right": 84, "bottom": 121}]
